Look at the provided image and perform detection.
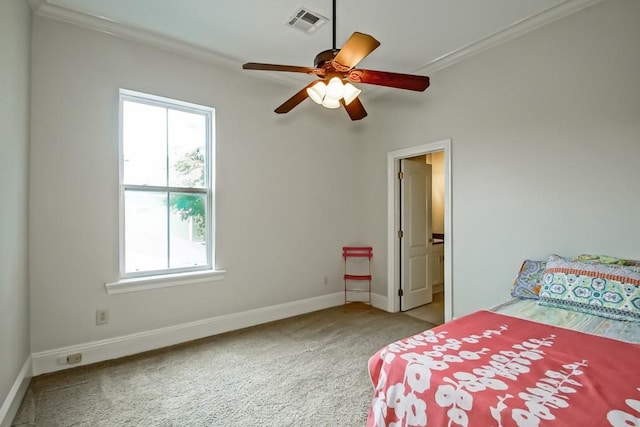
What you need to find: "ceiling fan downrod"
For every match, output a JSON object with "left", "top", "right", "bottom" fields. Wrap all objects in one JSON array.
[
  {"left": 314, "top": 0, "right": 339, "bottom": 68},
  {"left": 332, "top": 0, "right": 336, "bottom": 51}
]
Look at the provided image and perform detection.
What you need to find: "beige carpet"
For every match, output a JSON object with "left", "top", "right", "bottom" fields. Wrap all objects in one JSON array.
[{"left": 13, "top": 304, "right": 435, "bottom": 427}]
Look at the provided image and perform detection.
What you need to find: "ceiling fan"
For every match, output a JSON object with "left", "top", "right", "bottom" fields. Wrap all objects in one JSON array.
[{"left": 242, "top": 0, "right": 430, "bottom": 120}]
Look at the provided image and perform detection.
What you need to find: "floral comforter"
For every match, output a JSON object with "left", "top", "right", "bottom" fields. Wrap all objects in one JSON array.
[{"left": 366, "top": 310, "right": 640, "bottom": 426}]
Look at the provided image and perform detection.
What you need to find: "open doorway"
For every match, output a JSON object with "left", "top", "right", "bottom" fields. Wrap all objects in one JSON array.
[{"left": 386, "top": 139, "right": 452, "bottom": 323}]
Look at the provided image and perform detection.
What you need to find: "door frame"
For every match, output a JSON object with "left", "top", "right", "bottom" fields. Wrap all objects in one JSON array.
[{"left": 386, "top": 139, "right": 452, "bottom": 321}]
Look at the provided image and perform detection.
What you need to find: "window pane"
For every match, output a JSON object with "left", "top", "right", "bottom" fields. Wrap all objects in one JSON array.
[
  {"left": 119, "top": 89, "right": 214, "bottom": 278},
  {"left": 169, "top": 192, "right": 207, "bottom": 269},
  {"left": 168, "top": 110, "right": 206, "bottom": 188},
  {"left": 125, "top": 190, "right": 168, "bottom": 273},
  {"left": 122, "top": 101, "right": 168, "bottom": 186}
]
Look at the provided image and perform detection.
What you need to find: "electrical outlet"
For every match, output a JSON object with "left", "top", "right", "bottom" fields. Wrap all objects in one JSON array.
[
  {"left": 66, "top": 353, "right": 82, "bottom": 364},
  {"left": 96, "top": 309, "right": 109, "bottom": 325}
]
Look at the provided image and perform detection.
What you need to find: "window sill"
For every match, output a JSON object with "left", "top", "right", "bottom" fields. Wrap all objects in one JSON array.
[{"left": 105, "top": 269, "right": 226, "bottom": 295}]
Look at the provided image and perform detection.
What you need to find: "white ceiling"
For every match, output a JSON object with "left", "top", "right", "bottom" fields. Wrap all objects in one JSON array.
[{"left": 30, "top": 0, "right": 599, "bottom": 88}]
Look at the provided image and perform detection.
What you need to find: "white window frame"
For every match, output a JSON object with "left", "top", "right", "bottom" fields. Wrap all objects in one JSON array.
[{"left": 106, "top": 89, "right": 225, "bottom": 294}]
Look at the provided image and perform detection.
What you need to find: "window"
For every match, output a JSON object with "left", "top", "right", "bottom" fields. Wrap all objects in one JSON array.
[{"left": 118, "top": 89, "right": 215, "bottom": 279}]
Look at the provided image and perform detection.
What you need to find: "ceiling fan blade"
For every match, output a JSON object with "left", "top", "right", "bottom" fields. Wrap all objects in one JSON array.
[
  {"left": 274, "top": 82, "right": 316, "bottom": 114},
  {"left": 341, "top": 98, "right": 367, "bottom": 121},
  {"left": 332, "top": 32, "right": 380, "bottom": 72},
  {"left": 348, "top": 69, "right": 430, "bottom": 92},
  {"left": 243, "top": 62, "right": 324, "bottom": 77}
]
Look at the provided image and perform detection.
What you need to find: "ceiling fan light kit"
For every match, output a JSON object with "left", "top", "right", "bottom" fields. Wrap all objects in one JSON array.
[
  {"left": 342, "top": 82, "right": 361, "bottom": 105},
  {"left": 326, "top": 77, "right": 345, "bottom": 99},
  {"left": 307, "top": 81, "right": 327, "bottom": 104},
  {"left": 243, "top": 1, "right": 430, "bottom": 120},
  {"left": 306, "top": 77, "right": 361, "bottom": 108},
  {"left": 322, "top": 96, "right": 341, "bottom": 109}
]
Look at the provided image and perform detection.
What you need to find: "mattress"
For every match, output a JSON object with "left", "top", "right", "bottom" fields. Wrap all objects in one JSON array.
[{"left": 492, "top": 297, "right": 640, "bottom": 344}]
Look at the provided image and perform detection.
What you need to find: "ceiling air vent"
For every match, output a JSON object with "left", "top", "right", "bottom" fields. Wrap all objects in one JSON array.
[{"left": 287, "top": 7, "right": 328, "bottom": 34}]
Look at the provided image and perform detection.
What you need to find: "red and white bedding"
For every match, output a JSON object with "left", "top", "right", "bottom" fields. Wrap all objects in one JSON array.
[{"left": 367, "top": 310, "right": 640, "bottom": 426}]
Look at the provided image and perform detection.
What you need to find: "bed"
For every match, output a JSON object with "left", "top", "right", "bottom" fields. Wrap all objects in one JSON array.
[{"left": 366, "top": 254, "right": 640, "bottom": 426}]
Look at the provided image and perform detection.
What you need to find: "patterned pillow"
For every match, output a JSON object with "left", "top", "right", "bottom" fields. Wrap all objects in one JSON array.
[
  {"left": 538, "top": 255, "right": 640, "bottom": 321},
  {"left": 511, "top": 260, "right": 545, "bottom": 300},
  {"left": 575, "top": 253, "right": 640, "bottom": 267}
]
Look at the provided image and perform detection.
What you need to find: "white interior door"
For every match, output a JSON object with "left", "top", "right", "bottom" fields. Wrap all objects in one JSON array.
[{"left": 400, "top": 158, "right": 433, "bottom": 311}]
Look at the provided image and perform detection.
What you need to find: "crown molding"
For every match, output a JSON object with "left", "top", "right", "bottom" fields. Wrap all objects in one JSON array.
[
  {"left": 32, "top": 1, "right": 243, "bottom": 71},
  {"left": 31, "top": 0, "right": 604, "bottom": 93},
  {"left": 27, "top": 0, "right": 46, "bottom": 11},
  {"left": 417, "top": 0, "right": 604, "bottom": 76},
  {"left": 32, "top": 1, "right": 298, "bottom": 88},
  {"left": 363, "top": 0, "right": 604, "bottom": 100}
]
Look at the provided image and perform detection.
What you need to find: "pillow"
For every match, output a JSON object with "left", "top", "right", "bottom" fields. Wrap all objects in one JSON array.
[
  {"left": 538, "top": 255, "right": 640, "bottom": 321},
  {"left": 511, "top": 260, "right": 545, "bottom": 300},
  {"left": 574, "top": 253, "right": 640, "bottom": 267}
]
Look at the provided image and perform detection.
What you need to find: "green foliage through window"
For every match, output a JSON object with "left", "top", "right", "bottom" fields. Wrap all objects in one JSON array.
[{"left": 170, "top": 148, "right": 205, "bottom": 240}]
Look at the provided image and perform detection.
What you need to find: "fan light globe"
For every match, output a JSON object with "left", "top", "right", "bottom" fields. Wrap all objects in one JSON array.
[
  {"left": 321, "top": 96, "right": 341, "bottom": 109},
  {"left": 343, "top": 83, "right": 361, "bottom": 105},
  {"left": 326, "top": 77, "right": 345, "bottom": 100},
  {"left": 307, "top": 81, "right": 326, "bottom": 105}
]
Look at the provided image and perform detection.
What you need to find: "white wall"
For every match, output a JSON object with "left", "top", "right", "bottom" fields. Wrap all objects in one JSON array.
[
  {"left": 29, "top": 16, "right": 363, "bottom": 353},
  {"left": 359, "top": 0, "right": 640, "bottom": 316},
  {"left": 0, "top": 0, "right": 32, "bottom": 421},
  {"left": 27, "top": 0, "right": 640, "bottom": 363}
]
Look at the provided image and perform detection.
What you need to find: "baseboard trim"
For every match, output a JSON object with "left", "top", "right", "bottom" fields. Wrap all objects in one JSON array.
[
  {"left": 0, "top": 356, "right": 32, "bottom": 427},
  {"left": 371, "top": 293, "right": 388, "bottom": 311},
  {"left": 32, "top": 293, "right": 345, "bottom": 376}
]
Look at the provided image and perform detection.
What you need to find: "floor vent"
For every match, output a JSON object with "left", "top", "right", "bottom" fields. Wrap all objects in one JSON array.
[{"left": 287, "top": 7, "right": 328, "bottom": 34}]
